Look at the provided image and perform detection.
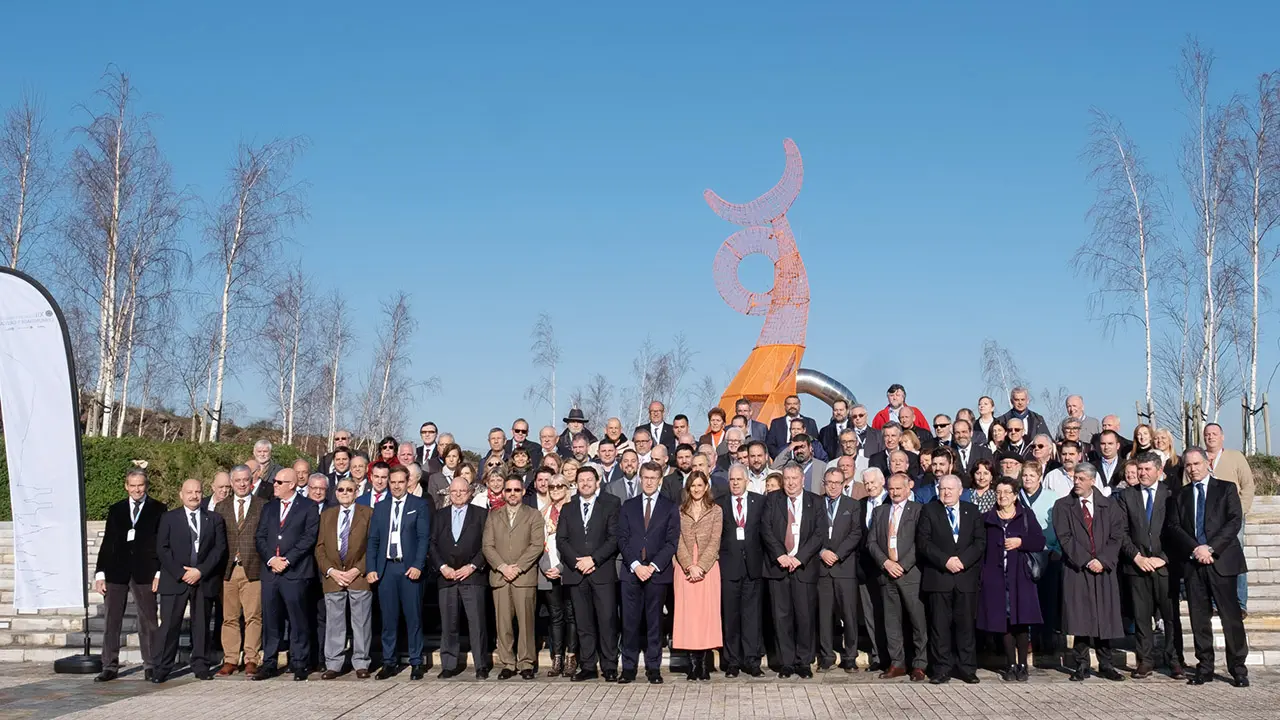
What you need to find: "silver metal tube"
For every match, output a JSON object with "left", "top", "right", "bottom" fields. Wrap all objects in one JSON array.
[{"left": 796, "top": 367, "right": 856, "bottom": 410}]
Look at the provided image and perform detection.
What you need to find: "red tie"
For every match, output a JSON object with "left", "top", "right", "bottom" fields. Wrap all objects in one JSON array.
[
  {"left": 277, "top": 500, "right": 291, "bottom": 556},
  {"left": 1081, "top": 499, "right": 1094, "bottom": 554},
  {"left": 736, "top": 497, "right": 745, "bottom": 528}
]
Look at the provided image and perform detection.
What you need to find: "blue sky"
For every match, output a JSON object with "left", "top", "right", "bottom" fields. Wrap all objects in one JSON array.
[{"left": 3, "top": 2, "right": 1277, "bottom": 450}]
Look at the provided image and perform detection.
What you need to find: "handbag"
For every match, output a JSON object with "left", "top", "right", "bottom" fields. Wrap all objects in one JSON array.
[{"left": 1021, "top": 513, "right": 1044, "bottom": 582}]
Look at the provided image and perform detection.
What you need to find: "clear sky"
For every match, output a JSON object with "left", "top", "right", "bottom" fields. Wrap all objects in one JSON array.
[{"left": 3, "top": 2, "right": 1277, "bottom": 450}]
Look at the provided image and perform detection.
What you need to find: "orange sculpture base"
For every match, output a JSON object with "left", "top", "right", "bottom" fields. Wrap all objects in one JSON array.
[{"left": 717, "top": 344, "right": 805, "bottom": 425}]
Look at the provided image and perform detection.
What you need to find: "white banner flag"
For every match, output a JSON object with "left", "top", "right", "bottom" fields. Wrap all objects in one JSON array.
[{"left": 0, "top": 269, "right": 85, "bottom": 610}]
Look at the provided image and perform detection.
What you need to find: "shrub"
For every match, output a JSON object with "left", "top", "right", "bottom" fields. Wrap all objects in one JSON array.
[{"left": 1251, "top": 455, "right": 1280, "bottom": 497}]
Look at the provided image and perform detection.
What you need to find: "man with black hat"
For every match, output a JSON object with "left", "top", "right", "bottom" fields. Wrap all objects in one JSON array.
[{"left": 557, "top": 408, "right": 598, "bottom": 457}]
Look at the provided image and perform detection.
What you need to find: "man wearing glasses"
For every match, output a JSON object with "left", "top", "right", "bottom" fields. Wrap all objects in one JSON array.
[
  {"left": 997, "top": 387, "right": 1052, "bottom": 444},
  {"left": 482, "top": 476, "right": 545, "bottom": 679},
  {"left": 507, "top": 418, "right": 542, "bottom": 467},
  {"left": 315, "top": 478, "right": 374, "bottom": 679},
  {"left": 318, "top": 430, "right": 353, "bottom": 475},
  {"left": 253, "top": 468, "right": 320, "bottom": 681},
  {"left": 1005, "top": 418, "right": 1029, "bottom": 456}
]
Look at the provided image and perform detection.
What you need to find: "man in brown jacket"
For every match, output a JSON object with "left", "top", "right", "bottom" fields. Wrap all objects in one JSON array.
[
  {"left": 482, "top": 474, "right": 545, "bottom": 679},
  {"left": 315, "top": 477, "right": 374, "bottom": 679},
  {"left": 214, "top": 464, "right": 265, "bottom": 676}
]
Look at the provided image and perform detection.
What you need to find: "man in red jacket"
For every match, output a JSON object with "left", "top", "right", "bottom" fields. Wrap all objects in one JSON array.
[{"left": 872, "top": 384, "right": 930, "bottom": 433}]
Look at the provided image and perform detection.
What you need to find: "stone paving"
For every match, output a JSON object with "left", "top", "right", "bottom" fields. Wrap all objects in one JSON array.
[{"left": 0, "top": 665, "right": 1276, "bottom": 720}]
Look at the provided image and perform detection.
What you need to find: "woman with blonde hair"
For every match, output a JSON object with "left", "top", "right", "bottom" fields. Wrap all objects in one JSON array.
[
  {"left": 673, "top": 471, "right": 723, "bottom": 681},
  {"left": 538, "top": 473, "right": 577, "bottom": 677},
  {"left": 1152, "top": 428, "right": 1182, "bottom": 486},
  {"left": 1128, "top": 424, "right": 1156, "bottom": 459},
  {"left": 900, "top": 430, "right": 922, "bottom": 454}
]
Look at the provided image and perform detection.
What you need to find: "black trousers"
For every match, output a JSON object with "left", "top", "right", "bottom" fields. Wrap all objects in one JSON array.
[
  {"left": 925, "top": 589, "right": 977, "bottom": 677},
  {"left": 720, "top": 575, "right": 763, "bottom": 671},
  {"left": 539, "top": 580, "right": 577, "bottom": 657},
  {"left": 1186, "top": 564, "right": 1249, "bottom": 677},
  {"left": 620, "top": 579, "right": 666, "bottom": 671},
  {"left": 261, "top": 576, "right": 310, "bottom": 672},
  {"left": 816, "top": 574, "right": 859, "bottom": 667},
  {"left": 1127, "top": 569, "right": 1184, "bottom": 669},
  {"left": 308, "top": 579, "right": 326, "bottom": 669},
  {"left": 570, "top": 581, "right": 619, "bottom": 673},
  {"left": 438, "top": 582, "right": 489, "bottom": 672},
  {"left": 769, "top": 575, "right": 815, "bottom": 670},
  {"left": 1071, "top": 635, "right": 1114, "bottom": 671},
  {"left": 155, "top": 584, "right": 211, "bottom": 677}
]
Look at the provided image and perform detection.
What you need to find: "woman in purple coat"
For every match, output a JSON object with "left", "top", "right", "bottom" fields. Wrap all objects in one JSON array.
[{"left": 977, "top": 477, "right": 1046, "bottom": 682}]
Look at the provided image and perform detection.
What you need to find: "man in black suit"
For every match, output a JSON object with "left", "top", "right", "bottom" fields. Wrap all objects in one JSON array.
[
  {"left": 761, "top": 462, "right": 827, "bottom": 679},
  {"left": 94, "top": 468, "right": 167, "bottom": 682},
  {"left": 996, "top": 386, "right": 1051, "bottom": 440},
  {"left": 734, "top": 397, "right": 769, "bottom": 445},
  {"left": 430, "top": 477, "right": 490, "bottom": 679},
  {"left": 1118, "top": 452, "right": 1186, "bottom": 679},
  {"left": 660, "top": 444, "right": 696, "bottom": 501},
  {"left": 716, "top": 463, "right": 766, "bottom": 678},
  {"left": 253, "top": 467, "right": 320, "bottom": 681},
  {"left": 817, "top": 399, "right": 854, "bottom": 461},
  {"left": 557, "top": 466, "right": 622, "bottom": 682},
  {"left": 413, "top": 422, "right": 444, "bottom": 475},
  {"left": 1168, "top": 447, "right": 1250, "bottom": 687},
  {"left": 617, "top": 461, "right": 680, "bottom": 684},
  {"left": 765, "top": 395, "right": 821, "bottom": 459},
  {"left": 868, "top": 424, "right": 923, "bottom": 479},
  {"left": 153, "top": 479, "right": 228, "bottom": 682},
  {"left": 950, "top": 419, "right": 993, "bottom": 482},
  {"left": 815, "top": 467, "right": 863, "bottom": 672},
  {"left": 917, "top": 474, "right": 985, "bottom": 684},
  {"left": 505, "top": 418, "right": 542, "bottom": 467},
  {"left": 637, "top": 401, "right": 678, "bottom": 454},
  {"left": 848, "top": 403, "right": 884, "bottom": 457}
]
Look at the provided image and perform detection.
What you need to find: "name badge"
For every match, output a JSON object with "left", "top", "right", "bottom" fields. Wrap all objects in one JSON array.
[
  {"left": 828, "top": 527, "right": 833, "bottom": 540},
  {"left": 791, "top": 522, "right": 800, "bottom": 535},
  {"left": 390, "top": 529, "right": 402, "bottom": 548},
  {"left": 888, "top": 536, "right": 898, "bottom": 550},
  {"left": 736, "top": 527, "right": 745, "bottom": 541},
  {"left": 126, "top": 529, "right": 136, "bottom": 542}
]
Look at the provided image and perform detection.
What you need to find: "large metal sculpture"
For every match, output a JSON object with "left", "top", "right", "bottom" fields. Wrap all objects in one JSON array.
[{"left": 706, "top": 139, "right": 854, "bottom": 423}]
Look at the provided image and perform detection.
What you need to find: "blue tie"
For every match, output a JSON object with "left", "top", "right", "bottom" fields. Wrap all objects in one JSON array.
[
  {"left": 1144, "top": 488, "right": 1154, "bottom": 525},
  {"left": 946, "top": 506, "right": 958, "bottom": 538},
  {"left": 1194, "top": 483, "right": 1207, "bottom": 545}
]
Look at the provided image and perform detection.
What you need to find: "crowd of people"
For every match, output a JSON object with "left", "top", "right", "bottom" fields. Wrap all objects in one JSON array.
[{"left": 89, "top": 386, "right": 1257, "bottom": 689}]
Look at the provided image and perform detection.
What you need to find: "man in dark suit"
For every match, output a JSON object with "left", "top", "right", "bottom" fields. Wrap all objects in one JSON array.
[
  {"left": 153, "top": 479, "right": 228, "bottom": 682},
  {"left": 660, "top": 444, "right": 696, "bottom": 501},
  {"left": 617, "top": 461, "right": 680, "bottom": 684},
  {"left": 367, "top": 464, "right": 431, "bottom": 680},
  {"left": 323, "top": 447, "right": 353, "bottom": 498},
  {"left": 996, "top": 387, "right": 1051, "bottom": 441},
  {"left": 765, "top": 395, "right": 821, "bottom": 459},
  {"left": 867, "top": 472, "right": 928, "bottom": 681},
  {"left": 594, "top": 439, "right": 624, "bottom": 484},
  {"left": 1167, "top": 447, "right": 1250, "bottom": 687},
  {"left": 734, "top": 397, "right": 769, "bottom": 444},
  {"left": 430, "top": 477, "right": 491, "bottom": 679},
  {"left": 505, "top": 418, "right": 542, "bottom": 467},
  {"left": 93, "top": 468, "right": 167, "bottom": 682},
  {"left": 815, "top": 467, "right": 863, "bottom": 672},
  {"left": 716, "top": 463, "right": 766, "bottom": 678},
  {"left": 868, "top": 425, "right": 923, "bottom": 479},
  {"left": 848, "top": 403, "right": 884, "bottom": 457},
  {"left": 638, "top": 401, "right": 678, "bottom": 454},
  {"left": 1118, "top": 452, "right": 1186, "bottom": 679},
  {"left": 816, "top": 399, "right": 854, "bottom": 462},
  {"left": 253, "top": 467, "right": 320, "bottom": 681},
  {"left": 761, "top": 462, "right": 827, "bottom": 679},
  {"left": 415, "top": 422, "right": 444, "bottom": 475},
  {"left": 557, "top": 466, "right": 622, "bottom": 682},
  {"left": 317, "top": 429, "right": 353, "bottom": 476},
  {"left": 950, "top": 419, "right": 994, "bottom": 482},
  {"left": 917, "top": 474, "right": 985, "bottom": 684}
]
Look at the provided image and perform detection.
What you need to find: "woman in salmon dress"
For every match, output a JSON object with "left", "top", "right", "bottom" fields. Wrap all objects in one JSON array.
[{"left": 673, "top": 470, "right": 724, "bottom": 681}]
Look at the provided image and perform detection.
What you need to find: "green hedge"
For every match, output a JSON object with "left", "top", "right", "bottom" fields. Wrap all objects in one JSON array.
[{"left": 0, "top": 436, "right": 308, "bottom": 521}]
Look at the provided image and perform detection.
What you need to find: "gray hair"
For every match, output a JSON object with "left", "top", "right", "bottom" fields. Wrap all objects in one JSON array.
[
  {"left": 938, "top": 474, "right": 963, "bottom": 491},
  {"left": 861, "top": 467, "right": 885, "bottom": 486},
  {"left": 1010, "top": 386, "right": 1029, "bottom": 400},
  {"left": 726, "top": 427, "right": 745, "bottom": 441},
  {"left": 1183, "top": 446, "right": 1209, "bottom": 465},
  {"left": 1074, "top": 462, "right": 1098, "bottom": 480},
  {"left": 254, "top": 439, "right": 273, "bottom": 451},
  {"left": 230, "top": 464, "right": 251, "bottom": 478},
  {"left": 125, "top": 467, "right": 148, "bottom": 484},
  {"left": 307, "top": 472, "right": 329, "bottom": 486},
  {"left": 881, "top": 422, "right": 903, "bottom": 433},
  {"left": 823, "top": 467, "right": 845, "bottom": 483},
  {"left": 727, "top": 462, "right": 747, "bottom": 478}
]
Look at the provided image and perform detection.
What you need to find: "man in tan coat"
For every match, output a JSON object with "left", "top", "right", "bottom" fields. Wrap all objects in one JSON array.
[
  {"left": 315, "top": 477, "right": 374, "bottom": 679},
  {"left": 1204, "top": 423, "right": 1256, "bottom": 614},
  {"left": 214, "top": 464, "right": 264, "bottom": 676},
  {"left": 482, "top": 474, "right": 544, "bottom": 679}
]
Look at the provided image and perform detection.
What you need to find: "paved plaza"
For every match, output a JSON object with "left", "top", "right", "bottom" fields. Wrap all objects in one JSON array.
[{"left": 0, "top": 665, "right": 1277, "bottom": 720}]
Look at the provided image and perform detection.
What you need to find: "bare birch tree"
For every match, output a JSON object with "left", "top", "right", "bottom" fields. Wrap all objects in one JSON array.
[
  {"left": 568, "top": 374, "right": 612, "bottom": 437},
  {"left": 356, "top": 292, "right": 439, "bottom": 447},
  {"left": 1075, "top": 109, "right": 1163, "bottom": 422},
  {"left": 524, "top": 313, "right": 560, "bottom": 425},
  {"left": 256, "top": 268, "right": 312, "bottom": 445},
  {"left": 203, "top": 137, "right": 306, "bottom": 441},
  {"left": 318, "top": 289, "right": 354, "bottom": 450},
  {"left": 692, "top": 374, "right": 722, "bottom": 416},
  {"left": 1, "top": 90, "right": 55, "bottom": 269},
  {"left": 980, "top": 339, "right": 1026, "bottom": 402}
]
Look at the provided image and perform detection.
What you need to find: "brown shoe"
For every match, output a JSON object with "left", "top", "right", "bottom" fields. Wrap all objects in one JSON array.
[
  {"left": 909, "top": 668, "right": 927, "bottom": 682},
  {"left": 216, "top": 663, "right": 237, "bottom": 677},
  {"left": 564, "top": 654, "right": 578, "bottom": 678},
  {"left": 355, "top": 669, "right": 371, "bottom": 679},
  {"left": 1131, "top": 664, "right": 1153, "bottom": 679},
  {"left": 879, "top": 666, "right": 907, "bottom": 679},
  {"left": 244, "top": 663, "right": 258, "bottom": 677},
  {"left": 320, "top": 670, "right": 340, "bottom": 680}
]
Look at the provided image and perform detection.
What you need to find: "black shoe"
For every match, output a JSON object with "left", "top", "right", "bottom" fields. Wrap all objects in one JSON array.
[
  {"left": 929, "top": 674, "right": 950, "bottom": 684},
  {"left": 292, "top": 670, "right": 308, "bottom": 681},
  {"left": 602, "top": 670, "right": 618, "bottom": 682},
  {"left": 618, "top": 670, "right": 636, "bottom": 684},
  {"left": 960, "top": 672, "right": 980, "bottom": 684},
  {"left": 1069, "top": 668, "right": 1087, "bottom": 682},
  {"left": 252, "top": 666, "right": 276, "bottom": 681},
  {"left": 94, "top": 670, "right": 117, "bottom": 683},
  {"left": 744, "top": 666, "right": 764, "bottom": 678},
  {"left": 144, "top": 668, "right": 154, "bottom": 681},
  {"left": 195, "top": 670, "right": 215, "bottom": 681},
  {"left": 864, "top": 662, "right": 886, "bottom": 673},
  {"left": 777, "top": 666, "right": 793, "bottom": 679},
  {"left": 1188, "top": 673, "right": 1213, "bottom": 685},
  {"left": 1001, "top": 666, "right": 1017, "bottom": 682},
  {"left": 1233, "top": 675, "right": 1250, "bottom": 688},
  {"left": 724, "top": 668, "right": 740, "bottom": 678},
  {"left": 647, "top": 670, "right": 663, "bottom": 684},
  {"left": 498, "top": 668, "right": 517, "bottom": 680},
  {"left": 796, "top": 667, "right": 813, "bottom": 679},
  {"left": 437, "top": 668, "right": 458, "bottom": 679},
  {"left": 410, "top": 665, "right": 425, "bottom": 680},
  {"left": 375, "top": 665, "right": 397, "bottom": 680},
  {"left": 571, "top": 669, "right": 598, "bottom": 682},
  {"left": 476, "top": 668, "right": 490, "bottom": 680},
  {"left": 150, "top": 674, "right": 167, "bottom": 684},
  {"left": 1097, "top": 668, "right": 1124, "bottom": 682},
  {"left": 520, "top": 669, "right": 536, "bottom": 680},
  {"left": 1015, "top": 664, "right": 1029, "bottom": 682}
]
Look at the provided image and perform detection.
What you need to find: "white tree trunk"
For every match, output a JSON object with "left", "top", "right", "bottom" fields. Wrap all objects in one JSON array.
[{"left": 285, "top": 292, "right": 302, "bottom": 445}]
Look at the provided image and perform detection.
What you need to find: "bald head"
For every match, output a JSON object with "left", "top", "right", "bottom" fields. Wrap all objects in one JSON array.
[{"left": 180, "top": 478, "right": 203, "bottom": 509}]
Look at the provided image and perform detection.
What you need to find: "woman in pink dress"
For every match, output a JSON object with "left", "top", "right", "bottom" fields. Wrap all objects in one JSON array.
[{"left": 673, "top": 471, "right": 724, "bottom": 681}]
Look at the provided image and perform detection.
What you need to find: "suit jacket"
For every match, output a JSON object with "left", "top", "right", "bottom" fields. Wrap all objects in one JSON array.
[
  {"left": 636, "top": 422, "right": 678, "bottom": 454},
  {"left": 214, "top": 493, "right": 265, "bottom": 581},
  {"left": 482, "top": 504, "right": 544, "bottom": 588},
  {"left": 355, "top": 488, "right": 390, "bottom": 509},
  {"left": 765, "top": 415, "right": 821, "bottom": 458},
  {"left": 1167, "top": 478, "right": 1248, "bottom": 577},
  {"left": 315, "top": 503, "right": 373, "bottom": 592},
  {"left": 916, "top": 501, "right": 986, "bottom": 593},
  {"left": 1116, "top": 482, "right": 1171, "bottom": 575},
  {"left": 817, "top": 494, "right": 863, "bottom": 579},
  {"left": 817, "top": 419, "right": 855, "bottom": 461},
  {"left": 415, "top": 444, "right": 444, "bottom": 475},
  {"left": 156, "top": 506, "right": 227, "bottom": 594},
  {"left": 746, "top": 419, "right": 769, "bottom": 444},
  {"left": 951, "top": 443, "right": 995, "bottom": 481},
  {"left": 367, "top": 493, "right": 430, "bottom": 577},
  {"left": 505, "top": 438, "right": 542, "bottom": 467},
  {"left": 996, "top": 409, "right": 1051, "bottom": 441},
  {"left": 596, "top": 463, "right": 624, "bottom": 485},
  {"left": 618, "top": 493, "right": 681, "bottom": 584},
  {"left": 1211, "top": 449, "right": 1256, "bottom": 516},
  {"left": 253, "top": 462, "right": 286, "bottom": 501},
  {"left": 429, "top": 503, "right": 489, "bottom": 587},
  {"left": 853, "top": 426, "right": 885, "bottom": 457},
  {"left": 556, "top": 492, "right": 621, "bottom": 586},
  {"left": 866, "top": 500, "right": 923, "bottom": 580},
  {"left": 96, "top": 496, "right": 167, "bottom": 585},
  {"left": 760, "top": 491, "right": 827, "bottom": 583},
  {"left": 603, "top": 475, "right": 641, "bottom": 504},
  {"left": 716, "top": 491, "right": 766, "bottom": 581},
  {"left": 255, "top": 496, "right": 320, "bottom": 581},
  {"left": 868, "top": 449, "right": 923, "bottom": 479}
]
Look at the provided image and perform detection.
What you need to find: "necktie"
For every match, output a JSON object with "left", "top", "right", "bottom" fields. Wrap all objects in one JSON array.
[
  {"left": 390, "top": 499, "right": 402, "bottom": 558},
  {"left": 453, "top": 508, "right": 464, "bottom": 542},
  {"left": 960, "top": 447, "right": 969, "bottom": 469},
  {"left": 736, "top": 497, "right": 745, "bottom": 528},
  {"left": 1195, "top": 483, "right": 1207, "bottom": 545},
  {"left": 132, "top": 500, "right": 142, "bottom": 525},
  {"left": 866, "top": 500, "right": 875, "bottom": 528},
  {"left": 338, "top": 508, "right": 351, "bottom": 561},
  {"left": 279, "top": 500, "right": 291, "bottom": 527},
  {"left": 888, "top": 504, "right": 900, "bottom": 561},
  {"left": 1082, "top": 499, "right": 1095, "bottom": 553},
  {"left": 188, "top": 511, "right": 200, "bottom": 561},
  {"left": 644, "top": 497, "right": 652, "bottom": 529},
  {"left": 785, "top": 499, "right": 797, "bottom": 553},
  {"left": 237, "top": 497, "right": 246, "bottom": 527},
  {"left": 827, "top": 497, "right": 838, "bottom": 525},
  {"left": 582, "top": 501, "right": 591, "bottom": 526},
  {"left": 1145, "top": 487, "right": 1154, "bottom": 525},
  {"left": 627, "top": 481, "right": 635, "bottom": 499},
  {"left": 946, "top": 505, "right": 957, "bottom": 539}
]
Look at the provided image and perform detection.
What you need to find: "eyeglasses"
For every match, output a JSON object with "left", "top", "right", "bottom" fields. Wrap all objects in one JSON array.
[
  {"left": 336, "top": 487, "right": 355, "bottom": 493},
  {"left": 850, "top": 413, "right": 866, "bottom": 418},
  {"left": 935, "top": 422, "right": 950, "bottom": 429},
  {"left": 513, "top": 428, "right": 528, "bottom": 434},
  {"left": 503, "top": 488, "right": 523, "bottom": 494},
  {"left": 381, "top": 444, "right": 395, "bottom": 450},
  {"left": 421, "top": 429, "right": 436, "bottom": 435},
  {"left": 1009, "top": 428, "right": 1023, "bottom": 433},
  {"left": 549, "top": 484, "right": 568, "bottom": 490},
  {"left": 273, "top": 480, "right": 289, "bottom": 485},
  {"left": 1033, "top": 443, "right": 1049, "bottom": 449},
  {"left": 486, "top": 462, "right": 500, "bottom": 468}
]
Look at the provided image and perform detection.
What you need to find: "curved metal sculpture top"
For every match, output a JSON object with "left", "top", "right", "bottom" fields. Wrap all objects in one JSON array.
[{"left": 705, "top": 139, "right": 810, "bottom": 348}]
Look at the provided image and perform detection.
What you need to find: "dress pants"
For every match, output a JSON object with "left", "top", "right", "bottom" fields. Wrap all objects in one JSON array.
[
  {"left": 101, "top": 580, "right": 159, "bottom": 672},
  {"left": 308, "top": 579, "right": 327, "bottom": 669},
  {"left": 570, "top": 581, "right": 619, "bottom": 673},
  {"left": 376, "top": 560, "right": 424, "bottom": 666},
  {"left": 324, "top": 589, "right": 372, "bottom": 672},
  {"left": 720, "top": 575, "right": 763, "bottom": 671},
  {"left": 438, "top": 583, "right": 489, "bottom": 672},
  {"left": 925, "top": 589, "right": 977, "bottom": 677},
  {"left": 620, "top": 579, "right": 666, "bottom": 671},
  {"left": 220, "top": 566, "right": 261, "bottom": 666},
  {"left": 1032, "top": 557, "right": 1063, "bottom": 662},
  {"left": 859, "top": 581, "right": 889, "bottom": 667},
  {"left": 493, "top": 583, "right": 536, "bottom": 671},
  {"left": 1186, "top": 564, "right": 1249, "bottom": 678},
  {"left": 155, "top": 584, "right": 210, "bottom": 677},
  {"left": 769, "top": 575, "right": 815, "bottom": 671},
  {"left": 882, "top": 573, "right": 927, "bottom": 670},
  {"left": 816, "top": 575, "right": 859, "bottom": 667},
  {"left": 1127, "top": 570, "right": 1184, "bottom": 669},
  {"left": 1071, "top": 635, "right": 1115, "bottom": 672},
  {"left": 261, "top": 575, "right": 309, "bottom": 672}
]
